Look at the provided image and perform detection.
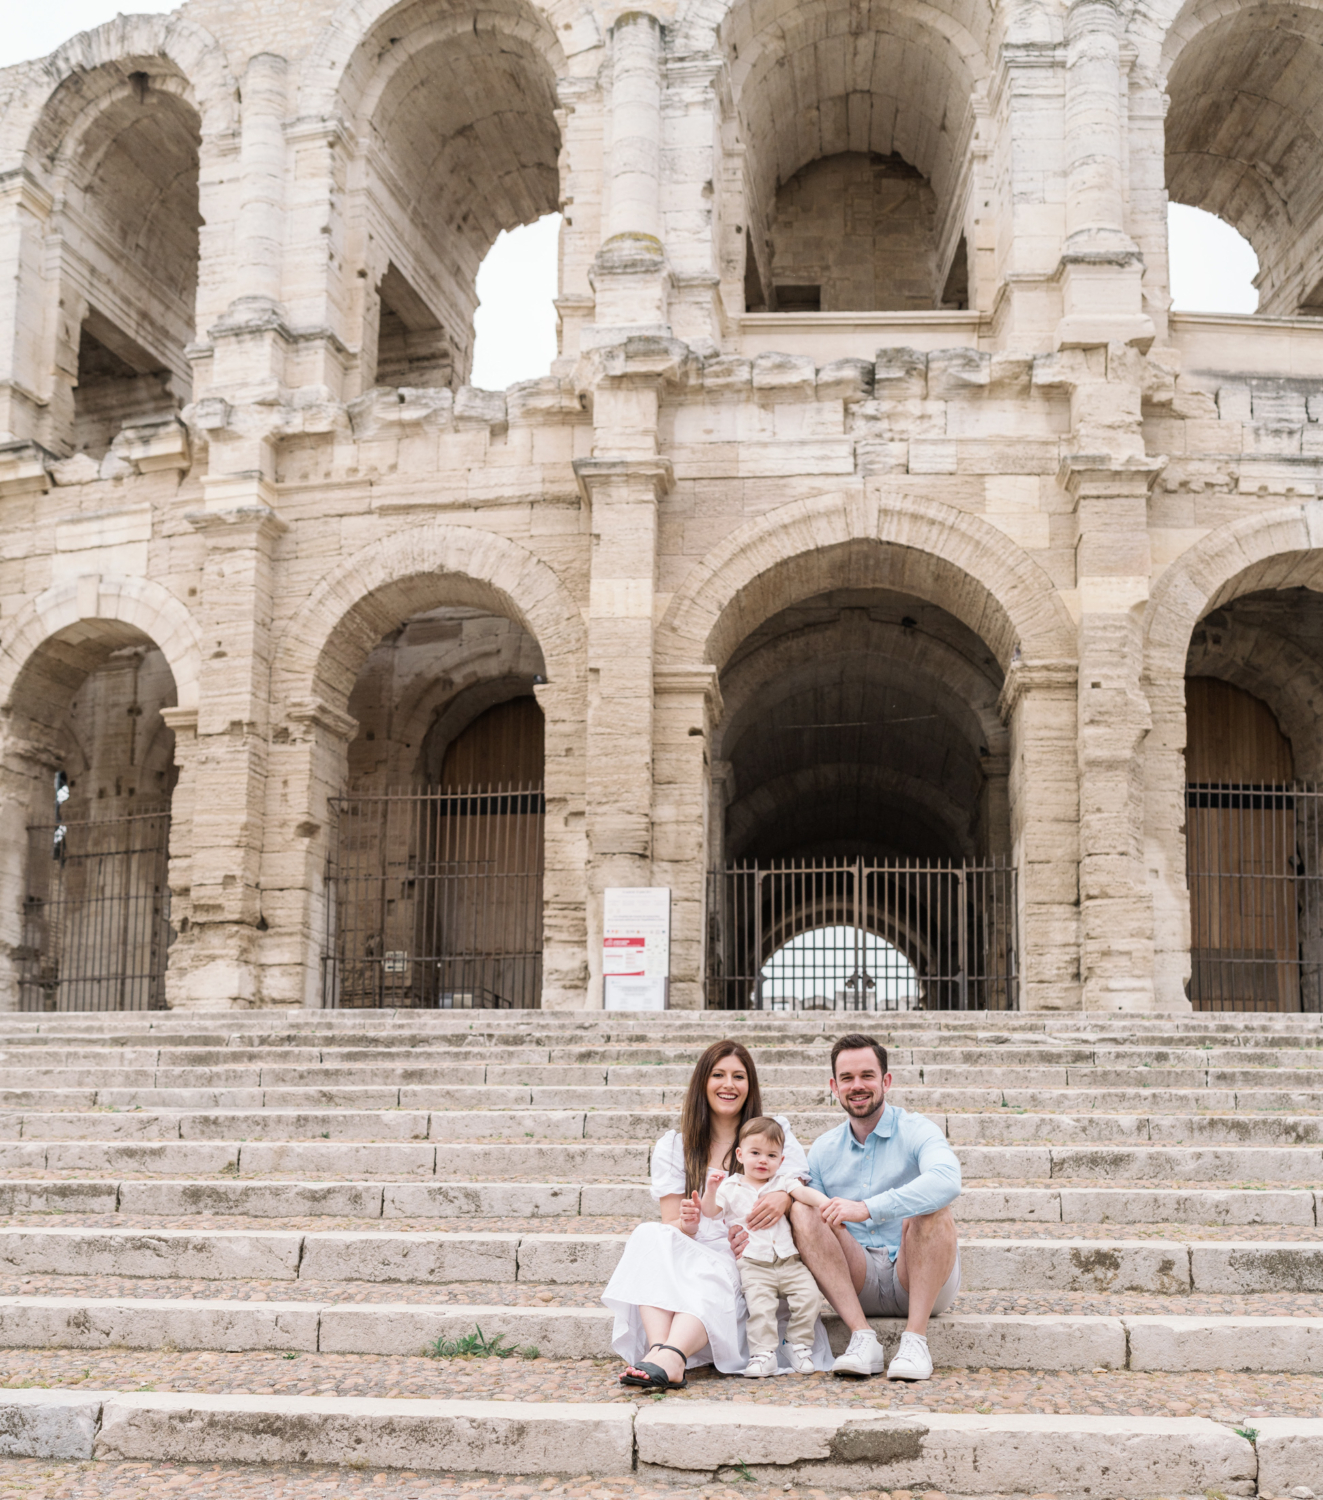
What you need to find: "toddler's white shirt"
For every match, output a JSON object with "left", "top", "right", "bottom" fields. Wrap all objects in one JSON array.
[{"left": 714, "top": 1170, "right": 803, "bottom": 1263}]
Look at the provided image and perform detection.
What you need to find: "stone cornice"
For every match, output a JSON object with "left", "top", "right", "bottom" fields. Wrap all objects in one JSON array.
[
  {"left": 573, "top": 456, "right": 674, "bottom": 505},
  {"left": 286, "top": 698, "right": 359, "bottom": 741},
  {"left": 998, "top": 660, "right": 1079, "bottom": 719}
]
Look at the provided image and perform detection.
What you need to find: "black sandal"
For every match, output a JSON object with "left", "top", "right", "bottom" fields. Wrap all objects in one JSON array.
[{"left": 619, "top": 1342, "right": 689, "bottom": 1390}]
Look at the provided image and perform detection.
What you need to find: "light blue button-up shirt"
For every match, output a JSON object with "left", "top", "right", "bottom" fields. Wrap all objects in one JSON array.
[{"left": 807, "top": 1103, "right": 961, "bottom": 1258}]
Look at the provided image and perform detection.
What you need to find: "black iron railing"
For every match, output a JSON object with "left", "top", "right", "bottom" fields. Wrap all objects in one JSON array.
[
  {"left": 322, "top": 784, "right": 545, "bottom": 1009},
  {"left": 1186, "top": 781, "right": 1323, "bottom": 1012},
  {"left": 20, "top": 806, "right": 172, "bottom": 1012},
  {"left": 706, "top": 857, "right": 1017, "bottom": 1011}
]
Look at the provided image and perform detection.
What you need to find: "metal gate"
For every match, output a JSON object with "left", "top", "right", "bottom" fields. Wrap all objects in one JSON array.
[
  {"left": 1186, "top": 781, "right": 1323, "bottom": 1011},
  {"left": 706, "top": 858, "right": 1018, "bottom": 1011},
  {"left": 19, "top": 807, "right": 172, "bottom": 1012},
  {"left": 322, "top": 784, "right": 545, "bottom": 1009}
]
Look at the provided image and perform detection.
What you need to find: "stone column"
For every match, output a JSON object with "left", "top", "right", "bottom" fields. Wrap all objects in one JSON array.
[
  {"left": 1056, "top": 0, "right": 1153, "bottom": 349},
  {"left": 1001, "top": 663, "right": 1082, "bottom": 1010},
  {"left": 166, "top": 506, "right": 286, "bottom": 1008},
  {"left": 652, "top": 666, "right": 722, "bottom": 1010},
  {"left": 1063, "top": 455, "right": 1170, "bottom": 1010},
  {"left": 0, "top": 172, "right": 55, "bottom": 448},
  {"left": 574, "top": 455, "right": 672, "bottom": 1008},
  {"left": 232, "top": 53, "right": 288, "bottom": 320},
  {"left": 0, "top": 723, "right": 58, "bottom": 1011},
  {"left": 591, "top": 14, "right": 669, "bottom": 338},
  {"left": 535, "top": 676, "right": 591, "bottom": 1011}
]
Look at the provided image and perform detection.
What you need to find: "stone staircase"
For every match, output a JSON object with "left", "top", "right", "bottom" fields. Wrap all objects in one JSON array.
[{"left": 0, "top": 1009, "right": 1321, "bottom": 1498}]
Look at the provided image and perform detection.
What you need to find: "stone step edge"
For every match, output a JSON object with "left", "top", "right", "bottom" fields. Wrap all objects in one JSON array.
[
  {"left": 3, "top": 1178, "right": 1318, "bottom": 1225},
  {"left": 3, "top": 1295, "right": 1322, "bottom": 1372},
  {"left": 4, "top": 1388, "right": 1311, "bottom": 1494},
  {"left": 0, "top": 1228, "right": 1320, "bottom": 1292}
]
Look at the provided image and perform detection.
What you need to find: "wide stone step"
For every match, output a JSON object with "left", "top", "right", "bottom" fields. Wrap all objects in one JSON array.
[
  {"left": 0, "top": 1387, "right": 1290, "bottom": 1495},
  {"left": 3, "top": 1293, "right": 1321, "bottom": 1372},
  {"left": 7, "top": 1106, "right": 1322, "bottom": 1146},
  {"left": 1, "top": 1226, "right": 1320, "bottom": 1290},
  {"left": 3, "top": 1176, "right": 1317, "bottom": 1225}
]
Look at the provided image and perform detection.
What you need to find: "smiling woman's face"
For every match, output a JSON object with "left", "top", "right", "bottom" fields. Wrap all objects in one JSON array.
[{"left": 706, "top": 1054, "right": 749, "bottom": 1118}]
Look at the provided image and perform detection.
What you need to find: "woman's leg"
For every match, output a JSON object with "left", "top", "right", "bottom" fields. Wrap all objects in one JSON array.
[{"left": 623, "top": 1307, "right": 707, "bottom": 1384}]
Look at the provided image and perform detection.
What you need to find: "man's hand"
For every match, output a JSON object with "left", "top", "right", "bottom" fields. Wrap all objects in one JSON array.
[
  {"left": 819, "top": 1197, "right": 870, "bottom": 1228},
  {"left": 744, "top": 1189, "right": 792, "bottom": 1231},
  {"left": 727, "top": 1221, "right": 748, "bottom": 1259}
]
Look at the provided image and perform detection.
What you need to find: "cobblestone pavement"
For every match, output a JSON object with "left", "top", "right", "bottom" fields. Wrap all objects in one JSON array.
[
  {"left": 2, "top": 1213, "right": 1319, "bottom": 1241},
  {"left": 0, "top": 1458, "right": 979, "bottom": 1499},
  {"left": 2, "top": 1349, "right": 1322, "bottom": 1419},
  {"left": 1, "top": 1275, "right": 1322, "bottom": 1317}
]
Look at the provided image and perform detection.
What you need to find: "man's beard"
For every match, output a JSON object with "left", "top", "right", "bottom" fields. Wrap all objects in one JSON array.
[{"left": 839, "top": 1087, "right": 884, "bottom": 1117}]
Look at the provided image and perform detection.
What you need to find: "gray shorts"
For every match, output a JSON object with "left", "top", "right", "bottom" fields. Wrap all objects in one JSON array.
[{"left": 858, "top": 1245, "right": 961, "bottom": 1319}]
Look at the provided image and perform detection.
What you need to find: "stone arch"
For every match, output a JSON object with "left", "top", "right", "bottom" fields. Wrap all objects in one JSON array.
[
  {"left": 276, "top": 522, "right": 585, "bottom": 712},
  {"left": 1143, "top": 501, "right": 1323, "bottom": 1007},
  {"left": 0, "top": 12, "right": 235, "bottom": 170},
  {"left": 1151, "top": 0, "right": 1323, "bottom": 315},
  {"left": 657, "top": 490, "right": 1076, "bottom": 675},
  {"left": 0, "top": 575, "right": 203, "bottom": 719}
]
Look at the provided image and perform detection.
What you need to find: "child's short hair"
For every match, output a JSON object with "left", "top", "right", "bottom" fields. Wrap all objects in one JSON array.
[{"left": 738, "top": 1116, "right": 785, "bottom": 1149}]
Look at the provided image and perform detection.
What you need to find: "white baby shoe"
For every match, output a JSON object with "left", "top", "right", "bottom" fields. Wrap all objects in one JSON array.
[
  {"left": 831, "top": 1328, "right": 887, "bottom": 1377},
  {"left": 785, "top": 1343, "right": 816, "bottom": 1374},
  {"left": 886, "top": 1330, "right": 933, "bottom": 1381},
  {"left": 743, "top": 1349, "right": 778, "bottom": 1378}
]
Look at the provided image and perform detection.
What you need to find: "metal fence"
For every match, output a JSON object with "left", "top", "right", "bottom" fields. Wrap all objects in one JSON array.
[
  {"left": 322, "top": 784, "right": 545, "bottom": 1009},
  {"left": 706, "top": 858, "right": 1018, "bottom": 1011},
  {"left": 19, "top": 807, "right": 172, "bottom": 1012},
  {"left": 1186, "top": 782, "right": 1323, "bottom": 1012}
]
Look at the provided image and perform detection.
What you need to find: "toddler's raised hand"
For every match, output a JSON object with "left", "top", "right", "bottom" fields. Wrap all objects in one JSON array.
[{"left": 705, "top": 1169, "right": 728, "bottom": 1194}]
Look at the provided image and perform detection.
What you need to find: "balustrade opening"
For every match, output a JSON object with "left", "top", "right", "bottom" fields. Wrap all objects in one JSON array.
[
  {"left": 706, "top": 858, "right": 1017, "bottom": 1011},
  {"left": 322, "top": 784, "right": 544, "bottom": 1009}
]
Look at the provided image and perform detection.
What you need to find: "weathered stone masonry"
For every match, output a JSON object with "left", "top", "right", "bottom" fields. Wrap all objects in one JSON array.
[{"left": 3, "top": 0, "right": 1323, "bottom": 1014}]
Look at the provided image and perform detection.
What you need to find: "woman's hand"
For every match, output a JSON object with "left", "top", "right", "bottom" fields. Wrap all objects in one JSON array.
[
  {"left": 819, "top": 1197, "right": 870, "bottom": 1228},
  {"left": 744, "top": 1189, "right": 792, "bottom": 1231},
  {"left": 679, "top": 1190, "right": 703, "bottom": 1236}
]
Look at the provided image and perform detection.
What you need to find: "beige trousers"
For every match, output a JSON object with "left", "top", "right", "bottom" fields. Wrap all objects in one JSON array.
[{"left": 739, "top": 1252, "right": 821, "bottom": 1356}]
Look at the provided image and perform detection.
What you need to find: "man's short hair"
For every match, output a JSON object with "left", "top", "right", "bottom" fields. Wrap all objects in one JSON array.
[
  {"left": 830, "top": 1033, "right": 889, "bottom": 1077},
  {"left": 738, "top": 1115, "right": 785, "bottom": 1148}
]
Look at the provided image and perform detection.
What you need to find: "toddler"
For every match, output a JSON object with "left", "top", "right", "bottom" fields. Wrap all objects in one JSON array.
[{"left": 701, "top": 1116, "right": 821, "bottom": 1377}]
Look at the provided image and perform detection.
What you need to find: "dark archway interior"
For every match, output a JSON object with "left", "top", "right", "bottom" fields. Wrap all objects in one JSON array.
[{"left": 715, "top": 587, "right": 1007, "bottom": 863}]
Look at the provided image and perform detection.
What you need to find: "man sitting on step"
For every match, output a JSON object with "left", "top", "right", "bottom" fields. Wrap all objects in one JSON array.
[{"left": 786, "top": 1031, "right": 961, "bottom": 1381}]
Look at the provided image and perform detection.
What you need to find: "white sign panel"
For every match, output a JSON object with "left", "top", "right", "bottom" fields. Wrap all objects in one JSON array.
[{"left": 603, "top": 887, "right": 670, "bottom": 1010}]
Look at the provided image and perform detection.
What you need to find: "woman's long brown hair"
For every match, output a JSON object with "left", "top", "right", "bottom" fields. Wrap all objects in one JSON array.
[{"left": 680, "top": 1040, "right": 763, "bottom": 1196}]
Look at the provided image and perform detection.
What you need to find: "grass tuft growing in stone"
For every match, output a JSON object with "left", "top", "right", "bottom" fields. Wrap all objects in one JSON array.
[{"left": 424, "top": 1325, "right": 539, "bottom": 1360}]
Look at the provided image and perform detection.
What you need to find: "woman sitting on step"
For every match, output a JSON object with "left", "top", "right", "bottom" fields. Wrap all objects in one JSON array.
[{"left": 602, "top": 1038, "right": 832, "bottom": 1389}]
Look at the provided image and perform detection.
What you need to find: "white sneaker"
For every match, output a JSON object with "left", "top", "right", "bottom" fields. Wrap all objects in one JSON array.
[
  {"left": 786, "top": 1342, "right": 815, "bottom": 1374},
  {"left": 743, "top": 1350, "right": 778, "bottom": 1378},
  {"left": 887, "top": 1331, "right": 933, "bottom": 1381},
  {"left": 831, "top": 1329, "right": 887, "bottom": 1377}
]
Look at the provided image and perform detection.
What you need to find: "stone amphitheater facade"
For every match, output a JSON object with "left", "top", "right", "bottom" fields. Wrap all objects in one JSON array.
[{"left": 2, "top": 0, "right": 1323, "bottom": 1017}]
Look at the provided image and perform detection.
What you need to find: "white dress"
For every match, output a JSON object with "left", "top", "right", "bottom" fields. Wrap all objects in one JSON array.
[{"left": 601, "top": 1114, "right": 834, "bottom": 1373}]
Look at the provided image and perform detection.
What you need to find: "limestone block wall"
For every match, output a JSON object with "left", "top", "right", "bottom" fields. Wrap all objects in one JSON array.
[{"left": 0, "top": 0, "right": 1322, "bottom": 1015}]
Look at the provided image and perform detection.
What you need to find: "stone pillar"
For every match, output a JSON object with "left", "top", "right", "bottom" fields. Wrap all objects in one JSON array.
[
  {"left": 1063, "top": 454, "right": 1171, "bottom": 1010},
  {"left": 652, "top": 666, "right": 722, "bottom": 1010},
  {"left": 605, "top": 14, "right": 663, "bottom": 244},
  {"left": 166, "top": 506, "right": 286, "bottom": 1009},
  {"left": 232, "top": 53, "right": 288, "bottom": 320},
  {"left": 574, "top": 455, "right": 672, "bottom": 1008},
  {"left": 590, "top": 14, "right": 669, "bottom": 339},
  {"left": 1001, "top": 663, "right": 1081, "bottom": 1010},
  {"left": 536, "top": 676, "right": 591, "bottom": 1010},
  {"left": 0, "top": 173, "right": 63, "bottom": 449},
  {"left": 0, "top": 723, "right": 57, "bottom": 1011},
  {"left": 1056, "top": 0, "right": 1153, "bottom": 349}
]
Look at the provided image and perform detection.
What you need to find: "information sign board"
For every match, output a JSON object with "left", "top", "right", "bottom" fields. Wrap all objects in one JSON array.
[{"left": 603, "top": 887, "right": 671, "bottom": 1010}]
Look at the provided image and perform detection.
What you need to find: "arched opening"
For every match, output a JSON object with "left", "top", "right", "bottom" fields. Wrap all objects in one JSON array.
[
  {"left": 33, "top": 64, "right": 201, "bottom": 455},
  {"left": 1164, "top": 4, "right": 1323, "bottom": 317},
  {"left": 707, "top": 582, "right": 1016, "bottom": 1010},
  {"left": 348, "top": 0, "right": 564, "bottom": 390},
  {"left": 762, "top": 926, "right": 920, "bottom": 1011},
  {"left": 1, "top": 626, "right": 179, "bottom": 1011},
  {"left": 722, "top": 0, "right": 983, "bottom": 313},
  {"left": 1167, "top": 204, "right": 1259, "bottom": 314},
  {"left": 1183, "top": 588, "right": 1323, "bottom": 1011},
  {"left": 470, "top": 213, "right": 562, "bottom": 391},
  {"left": 324, "top": 604, "right": 547, "bottom": 1009}
]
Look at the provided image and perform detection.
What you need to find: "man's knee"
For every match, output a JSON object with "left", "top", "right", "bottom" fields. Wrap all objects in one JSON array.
[
  {"left": 903, "top": 1206, "right": 957, "bottom": 1243},
  {"left": 789, "top": 1200, "right": 819, "bottom": 1235}
]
